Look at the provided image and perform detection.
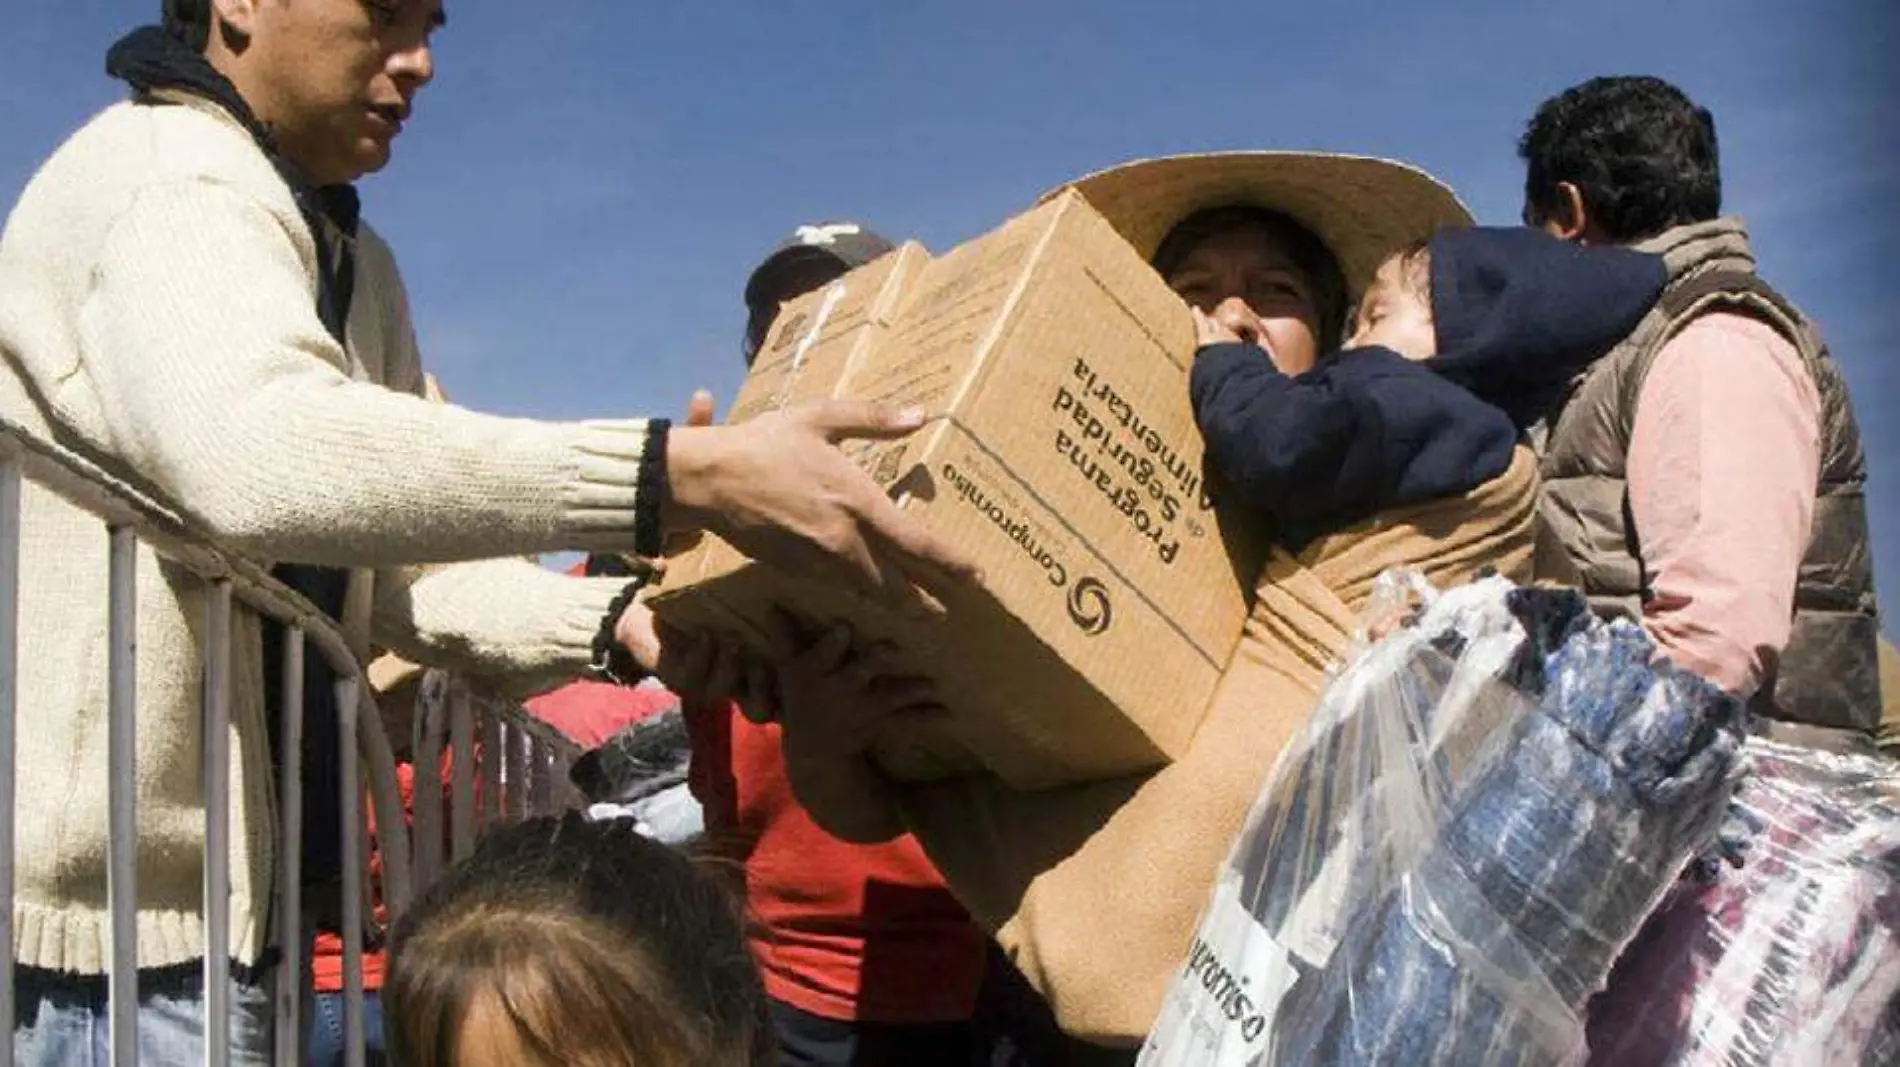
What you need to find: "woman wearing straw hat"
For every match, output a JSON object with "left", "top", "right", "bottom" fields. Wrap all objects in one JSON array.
[{"left": 770, "top": 151, "right": 1545, "bottom": 1052}]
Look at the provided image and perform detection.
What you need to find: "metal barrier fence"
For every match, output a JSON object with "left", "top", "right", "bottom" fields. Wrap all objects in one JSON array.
[{"left": 0, "top": 418, "right": 583, "bottom": 1067}]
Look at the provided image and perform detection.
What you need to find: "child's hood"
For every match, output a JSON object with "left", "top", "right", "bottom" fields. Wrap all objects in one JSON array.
[{"left": 1426, "top": 226, "right": 1667, "bottom": 428}]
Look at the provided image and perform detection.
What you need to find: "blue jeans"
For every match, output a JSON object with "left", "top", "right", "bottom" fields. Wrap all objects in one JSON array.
[
  {"left": 12, "top": 970, "right": 273, "bottom": 1067},
  {"left": 306, "top": 991, "right": 385, "bottom": 1067}
]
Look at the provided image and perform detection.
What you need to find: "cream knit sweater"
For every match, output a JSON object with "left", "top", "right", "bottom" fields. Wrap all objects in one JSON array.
[{"left": 0, "top": 91, "right": 666, "bottom": 974}]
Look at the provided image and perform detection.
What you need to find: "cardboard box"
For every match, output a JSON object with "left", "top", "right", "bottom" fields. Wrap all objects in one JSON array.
[
  {"left": 728, "top": 241, "right": 934, "bottom": 425},
  {"left": 653, "top": 190, "right": 1257, "bottom": 789},
  {"left": 655, "top": 242, "right": 932, "bottom": 604}
]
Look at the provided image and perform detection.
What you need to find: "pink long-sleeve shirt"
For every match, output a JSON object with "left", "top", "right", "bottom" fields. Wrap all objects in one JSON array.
[{"left": 1626, "top": 310, "right": 1820, "bottom": 697}]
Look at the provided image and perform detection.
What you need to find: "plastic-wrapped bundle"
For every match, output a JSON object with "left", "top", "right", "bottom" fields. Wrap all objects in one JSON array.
[
  {"left": 1585, "top": 734, "right": 1900, "bottom": 1067},
  {"left": 1140, "top": 575, "right": 1747, "bottom": 1067},
  {"left": 569, "top": 696, "right": 692, "bottom": 805},
  {"left": 569, "top": 695, "right": 704, "bottom": 844}
]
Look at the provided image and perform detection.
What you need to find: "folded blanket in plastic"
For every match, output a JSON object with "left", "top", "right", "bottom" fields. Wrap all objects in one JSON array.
[
  {"left": 1585, "top": 733, "right": 1900, "bottom": 1067},
  {"left": 1140, "top": 574, "right": 1747, "bottom": 1067}
]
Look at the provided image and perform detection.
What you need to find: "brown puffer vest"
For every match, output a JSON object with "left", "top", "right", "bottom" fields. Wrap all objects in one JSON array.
[{"left": 1535, "top": 218, "right": 1881, "bottom": 732}]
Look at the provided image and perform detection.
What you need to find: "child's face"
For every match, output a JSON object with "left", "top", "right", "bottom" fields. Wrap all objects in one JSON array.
[{"left": 1347, "top": 255, "right": 1436, "bottom": 362}]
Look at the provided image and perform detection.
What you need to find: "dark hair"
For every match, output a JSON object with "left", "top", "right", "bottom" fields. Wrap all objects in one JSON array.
[
  {"left": 1151, "top": 205, "right": 1349, "bottom": 351},
  {"left": 1391, "top": 237, "right": 1432, "bottom": 303},
  {"left": 161, "top": 0, "right": 212, "bottom": 51},
  {"left": 1518, "top": 75, "right": 1721, "bottom": 242},
  {"left": 741, "top": 255, "right": 852, "bottom": 367},
  {"left": 385, "top": 814, "right": 771, "bottom": 1067}
]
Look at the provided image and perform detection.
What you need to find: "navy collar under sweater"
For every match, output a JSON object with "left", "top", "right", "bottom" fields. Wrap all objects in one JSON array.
[{"left": 1189, "top": 228, "right": 1666, "bottom": 552}]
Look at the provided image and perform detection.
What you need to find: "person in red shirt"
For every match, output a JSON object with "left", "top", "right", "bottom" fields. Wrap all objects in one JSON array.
[
  {"left": 520, "top": 223, "right": 1109, "bottom": 1067},
  {"left": 719, "top": 222, "right": 1151, "bottom": 1067},
  {"left": 688, "top": 691, "right": 990, "bottom": 1061},
  {"left": 706, "top": 223, "right": 995, "bottom": 1066}
]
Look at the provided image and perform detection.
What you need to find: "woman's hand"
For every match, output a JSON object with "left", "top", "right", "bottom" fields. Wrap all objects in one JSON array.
[{"left": 766, "top": 611, "right": 942, "bottom": 843}]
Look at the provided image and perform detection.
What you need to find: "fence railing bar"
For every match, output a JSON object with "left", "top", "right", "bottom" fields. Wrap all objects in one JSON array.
[
  {"left": 357, "top": 689, "right": 411, "bottom": 919},
  {"left": 504, "top": 720, "right": 526, "bottom": 821},
  {"left": 552, "top": 748, "right": 576, "bottom": 813},
  {"left": 545, "top": 742, "right": 563, "bottom": 815},
  {"left": 105, "top": 525, "right": 139, "bottom": 1067},
  {"left": 0, "top": 456, "right": 22, "bottom": 1067},
  {"left": 273, "top": 629, "right": 306, "bottom": 1067},
  {"left": 481, "top": 707, "right": 503, "bottom": 832},
  {"left": 337, "top": 674, "right": 366, "bottom": 1067},
  {"left": 527, "top": 738, "right": 550, "bottom": 816},
  {"left": 449, "top": 681, "right": 475, "bottom": 863},
  {"left": 202, "top": 581, "right": 234, "bottom": 1067},
  {"left": 411, "top": 675, "right": 445, "bottom": 895}
]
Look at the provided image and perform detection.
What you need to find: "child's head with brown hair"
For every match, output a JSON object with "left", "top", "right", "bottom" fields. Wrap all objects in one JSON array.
[
  {"left": 385, "top": 813, "right": 771, "bottom": 1067},
  {"left": 1346, "top": 237, "right": 1437, "bottom": 362}
]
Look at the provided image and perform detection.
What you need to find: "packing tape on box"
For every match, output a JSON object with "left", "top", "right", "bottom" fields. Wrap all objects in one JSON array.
[{"left": 768, "top": 279, "right": 848, "bottom": 411}]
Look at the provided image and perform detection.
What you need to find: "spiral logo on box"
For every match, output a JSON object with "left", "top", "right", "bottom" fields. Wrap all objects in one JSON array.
[{"left": 1067, "top": 576, "right": 1113, "bottom": 637}]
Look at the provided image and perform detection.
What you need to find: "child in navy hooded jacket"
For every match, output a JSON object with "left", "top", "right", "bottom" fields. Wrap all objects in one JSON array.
[{"left": 1189, "top": 227, "right": 1667, "bottom": 550}]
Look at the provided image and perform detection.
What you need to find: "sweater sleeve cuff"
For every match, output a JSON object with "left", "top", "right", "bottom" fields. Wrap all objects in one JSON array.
[
  {"left": 634, "top": 418, "right": 670, "bottom": 560},
  {"left": 500, "top": 574, "right": 635, "bottom": 697},
  {"left": 556, "top": 418, "right": 671, "bottom": 555}
]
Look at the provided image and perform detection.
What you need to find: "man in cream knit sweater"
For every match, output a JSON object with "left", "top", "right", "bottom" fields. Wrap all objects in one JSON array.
[{"left": 0, "top": 3, "right": 974, "bottom": 1063}]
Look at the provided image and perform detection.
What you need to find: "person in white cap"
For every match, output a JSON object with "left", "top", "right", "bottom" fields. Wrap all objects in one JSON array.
[{"left": 742, "top": 221, "right": 900, "bottom": 366}]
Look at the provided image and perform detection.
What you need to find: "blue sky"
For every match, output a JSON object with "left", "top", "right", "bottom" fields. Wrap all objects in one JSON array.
[{"left": 2, "top": 1, "right": 1895, "bottom": 616}]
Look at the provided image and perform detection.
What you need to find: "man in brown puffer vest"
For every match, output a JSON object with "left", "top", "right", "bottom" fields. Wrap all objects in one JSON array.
[{"left": 1520, "top": 75, "right": 1883, "bottom": 738}]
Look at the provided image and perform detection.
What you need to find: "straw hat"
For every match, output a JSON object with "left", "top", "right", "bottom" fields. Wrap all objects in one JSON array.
[{"left": 1048, "top": 151, "right": 1473, "bottom": 296}]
